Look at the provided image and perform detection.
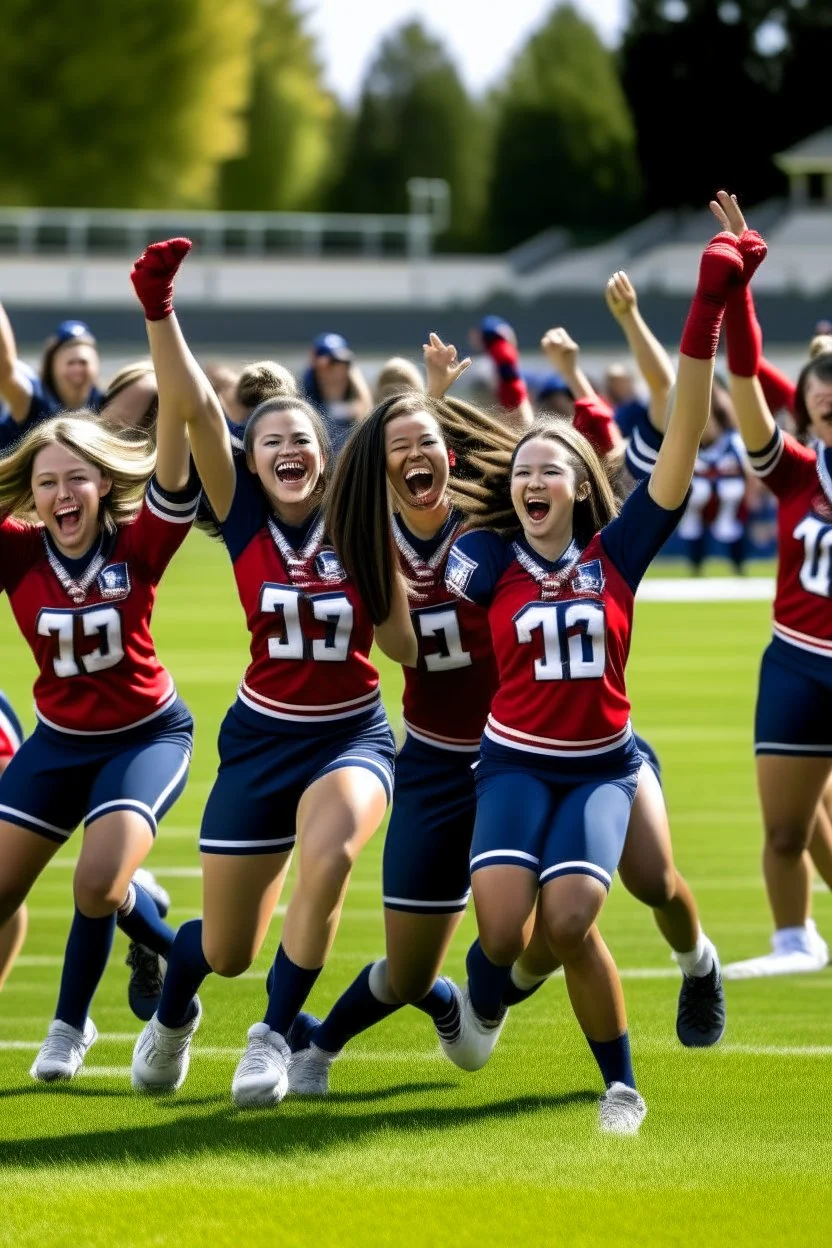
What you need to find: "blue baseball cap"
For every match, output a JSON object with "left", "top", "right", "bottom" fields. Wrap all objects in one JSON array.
[
  {"left": 54, "top": 319, "right": 95, "bottom": 345},
  {"left": 537, "top": 371, "right": 572, "bottom": 399},
  {"left": 312, "top": 332, "right": 352, "bottom": 362}
]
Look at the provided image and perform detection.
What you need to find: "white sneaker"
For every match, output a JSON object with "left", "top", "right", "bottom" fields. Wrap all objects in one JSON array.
[
  {"left": 232, "top": 1022, "right": 290, "bottom": 1108},
  {"left": 287, "top": 1043, "right": 335, "bottom": 1095},
  {"left": 438, "top": 982, "right": 507, "bottom": 1072},
  {"left": 599, "top": 1082, "right": 647, "bottom": 1135},
  {"left": 30, "top": 1018, "right": 98, "bottom": 1082},
  {"left": 723, "top": 923, "right": 829, "bottom": 980},
  {"left": 131, "top": 999, "right": 202, "bottom": 1093}
]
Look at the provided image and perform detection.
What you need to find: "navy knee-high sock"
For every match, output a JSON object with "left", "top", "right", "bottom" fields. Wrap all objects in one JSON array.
[
  {"left": 55, "top": 908, "right": 117, "bottom": 1030},
  {"left": 263, "top": 944, "right": 322, "bottom": 1037},
  {"left": 116, "top": 882, "right": 175, "bottom": 956},
  {"left": 413, "top": 977, "right": 460, "bottom": 1041},
  {"left": 314, "top": 963, "right": 401, "bottom": 1054},
  {"left": 156, "top": 919, "right": 210, "bottom": 1029},
  {"left": 466, "top": 940, "right": 511, "bottom": 1023},
  {"left": 586, "top": 1032, "right": 635, "bottom": 1089}
]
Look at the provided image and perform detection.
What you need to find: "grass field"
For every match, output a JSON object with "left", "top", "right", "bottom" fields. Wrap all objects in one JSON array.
[{"left": 0, "top": 533, "right": 829, "bottom": 1248}]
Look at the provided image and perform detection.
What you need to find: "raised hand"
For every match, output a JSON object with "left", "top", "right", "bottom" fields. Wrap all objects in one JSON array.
[
  {"left": 541, "top": 327, "right": 580, "bottom": 374},
  {"left": 423, "top": 332, "right": 472, "bottom": 398},
  {"left": 130, "top": 238, "right": 192, "bottom": 322},
  {"left": 605, "top": 271, "right": 637, "bottom": 321},
  {"left": 709, "top": 190, "right": 747, "bottom": 239}
]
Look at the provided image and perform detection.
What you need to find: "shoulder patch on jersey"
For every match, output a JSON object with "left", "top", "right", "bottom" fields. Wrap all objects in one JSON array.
[
  {"left": 446, "top": 547, "right": 478, "bottom": 597},
  {"left": 314, "top": 549, "right": 347, "bottom": 583},
  {"left": 98, "top": 562, "right": 131, "bottom": 599},
  {"left": 571, "top": 559, "right": 605, "bottom": 596}
]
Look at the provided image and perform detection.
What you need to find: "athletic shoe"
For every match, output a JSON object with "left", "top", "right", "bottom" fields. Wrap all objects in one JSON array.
[
  {"left": 723, "top": 924, "right": 829, "bottom": 980},
  {"left": 287, "top": 1043, "right": 335, "bottom": 1096},
  {"left": 231, "top": 1023, "right": 290, "bottom": 1108},
  {"left": 676, "top": 961, "right": 726, "bottom": 1047},
  {"left": 131, "top": 999, "right": 202, "bottom": 1093},
  {"left": 132, "top": 867, "right": 170, "bottom": 917},
  {"left": 286, "top": 1011, "right": 320, "bottom": 1054},
  {"left": 126, "top": 943, "right": 166, "bottom": 1022},
  {"left": 30, "top": 1018, "right": 98, "bottom": 1082},
  {"left": 437, "top": 982, "right": 506, "bottom": 1072},
  {"left": 598, "top": 1082, "right": 647, "bottom": 1135}
]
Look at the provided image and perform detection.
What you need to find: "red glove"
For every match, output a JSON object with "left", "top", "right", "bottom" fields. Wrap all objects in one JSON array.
[
  {"left": 724, "top": 230, "right": 769, "bottom": 378},
  {"left": 680, "top": 232, "right": 744, "bottom": 360},
  {"left": 130, "top": 237, "right": 192, "bottom": 321},
  {"left": 573, "top": 395, "right": 621, "bottom": 457}
]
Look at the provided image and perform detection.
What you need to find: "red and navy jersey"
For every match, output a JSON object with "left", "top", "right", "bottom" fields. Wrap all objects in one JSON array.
[
  {"left": 218, "top": 458, "right": 380, "bottom": 731},
  {"left": 394, "top": 510, "right": 497, "bottom": 751},
  {"left": 0, "top": 476, "right": 200, "bottom": 735},
  {"left": 747, "top": 428, "right": 832, "bottom": 658},
  {"left": 445, "top": 482, "right": 685, "bottom": 768},
  {"left": 680, "top": 431, "right": 748, "bottom": 544},
  {"left": 623, "top": 403, "right": 664, "bottom": 483},
  {"left": 0, "top": 691, "right": 24, "bottom": 758}
]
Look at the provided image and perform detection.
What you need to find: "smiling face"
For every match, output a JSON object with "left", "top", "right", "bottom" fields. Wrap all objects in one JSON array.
[
  {"left": 803, "top": 372, "right": 832, "bottom": 447},
  {"left": 31, "top": 442, "right": 111, "bottom": 557},
  {"left": 51, "top": 342, "right": 99, "bottom": 408},
  {"left": 246, "top": 407, "right": 324, "bottom": 518},
  {"left": 510, "top": 436, "right": 584, "bottom": 549},
  {"left": 384, "top": 410, "right": 450, "bottom": 515}
]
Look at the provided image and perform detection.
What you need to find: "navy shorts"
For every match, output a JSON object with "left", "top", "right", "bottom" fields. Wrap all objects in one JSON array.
[
  {"left": 0, "top": 691, "right": 25, "bottom": 759},
  {"left": 199, "top": 700, "right": 395, "bottom": 855},
  {"left": 470, "top": 752, "right": 639, "bottom": 891},
  {"left": 755, "top": 639, "right": 832, "bottom": 756},
  {"left": 0, "top": 700, "right": 193, "bottom": 842},
  {"left": 633, "top": 732, "right": 662, "bottom": 785},
  {"left": 383, "top": 734, "right": 477, "bottom": 915}
]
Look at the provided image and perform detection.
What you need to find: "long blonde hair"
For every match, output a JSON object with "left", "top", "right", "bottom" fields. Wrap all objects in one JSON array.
[{"left": 0, "top": 413, "right": 156, "bottom": 527}]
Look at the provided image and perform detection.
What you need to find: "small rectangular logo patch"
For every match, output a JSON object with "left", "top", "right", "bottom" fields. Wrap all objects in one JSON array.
[
  {"left": 98, "top": 563, "right": 131, "bottom": 598},
  {"left": 571, "top": 559, "right": 605, "bottom": 595},
  {"left": 315, "top": 550, "right": 346, "bottom": 583},
  {"left": 446, "top": 548, "right": 478, "bottom": 596}
]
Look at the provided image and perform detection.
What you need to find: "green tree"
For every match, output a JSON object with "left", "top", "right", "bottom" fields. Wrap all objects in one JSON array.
[
  {"left": 219, "top": 0, "right": 338, "bottom": 212},
  {"left": 0, "top": 0, "right": 258, "bottom": 208},
  {"left": 333, "top": 20, "right": 489, "bottom": 247},
  {"left": 487, "top": 4, "right": 642, "bottom": 249}
]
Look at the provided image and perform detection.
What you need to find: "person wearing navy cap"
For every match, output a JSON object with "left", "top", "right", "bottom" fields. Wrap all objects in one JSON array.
[
  {"left": 0, "top": 307, "right": 105, "bottom": 453},
  {"left": 301, "top": 332, "right": 372, "bottom": 458}
]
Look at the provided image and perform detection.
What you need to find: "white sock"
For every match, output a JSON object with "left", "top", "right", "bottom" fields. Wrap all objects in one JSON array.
[
  {"left": 368, "top": 958, "right": 400, "bottom": 1005},
  {"left": 510, "top": 962, "right": 551, "bottom": 991},
  {"left": 772, "top": 924, "right": 813, "bottom": 956},
  {"left": 674, "top": 931, "right": 716, "bottom": 977},
  {"left": 117, "top": 882, "right": 136, "bottom": 917}
]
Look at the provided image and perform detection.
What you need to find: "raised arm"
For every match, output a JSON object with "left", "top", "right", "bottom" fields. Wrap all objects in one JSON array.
[
  {"left": 540, "top": 326, "right": 594, "bottom": 401},
  {"left": 423, "top": 332, "right": 472, "bottom": 400},
  {"left": 0, "top": 303, "right": 34, "bottom": 424},
  {"left": 604, "top": 271, "right": 675, "bottom": 432},
  {"left": 650, "top": 221, "right": 745, "bottom": 510},
  {"left": 131, "top": 239, "right": 235, "bottom": 513},
  {"left": 479, "top": 316, "right": 534, "bottom": 431},
  {"left": 709, "top": 191, "right": 774, "bottom": 453}
]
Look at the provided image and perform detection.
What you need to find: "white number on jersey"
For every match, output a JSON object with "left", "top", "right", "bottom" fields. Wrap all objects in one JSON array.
[
  {"left": 514, "top": 600, "right": 606, "bottom": 681},
  {"left": 37, "top": 606, "right": 125, "bottom": 679},
  {"left": 795, "top": 515, "right": 832, "bottom": 599},
  {"left": 414, "top": 605, "right": 473, "bottom": 672},
  {"left": 260, "top": 584, "right": 353, "bottom": 662}
]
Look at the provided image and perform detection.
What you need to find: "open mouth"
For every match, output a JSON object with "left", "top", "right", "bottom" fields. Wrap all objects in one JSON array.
[
  {"left": 525, "top": 497, "right": 551, "bottom": 522},
  {"left": 404, "top": 465, "right": 435, "bottom": 500},
  {"left": 275, "top": 460, "right": 307, "bottom": 484},
  {"left": 54, "top": 504, "right": 82, "bottom": 534}
]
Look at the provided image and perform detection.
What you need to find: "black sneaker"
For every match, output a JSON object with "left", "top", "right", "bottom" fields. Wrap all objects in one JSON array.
[
  {"left": 126, "top": 943, "right": 165, "bottom": 1022},
  {"left": 676, "top": 962, "right": 726, "bottom": 1047}
]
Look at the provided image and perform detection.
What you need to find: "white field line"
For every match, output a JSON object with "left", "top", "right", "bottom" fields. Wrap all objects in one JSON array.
[{"left": 637, "top": 577, "right": 774, "bottom": 602}]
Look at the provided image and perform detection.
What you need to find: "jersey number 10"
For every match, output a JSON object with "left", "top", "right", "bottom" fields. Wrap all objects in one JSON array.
[{"left": 514, "top": 600, "right": 606, "bottom": 680}]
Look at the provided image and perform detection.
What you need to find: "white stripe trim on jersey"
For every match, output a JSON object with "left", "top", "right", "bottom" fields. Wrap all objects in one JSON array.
[
  {"left": 629, "top": 426, "right": 659, "bottom": 464},
  {"left": 0, "top": 705, "right": 23, "bottom": 754},
  {"left": 0, "top": 804, "right": 71, "bottom": 838},
  {"left": 383, "top": 893, "right": 471, "bottom": 909},
  {"left": 199, "top": 836, "right": 296, "bottom": 851},
  {"left": 229, "top": 432, "right": 244, "bottom": 452},
  {"left": 238, "top": 682, "right": 379, "bottom": 723},
  {"left": 625, "top": 444, "right": 658, "bottom": 477},
  {"left": 755, "top": 741, "right": 832, "bottom": 754},
  {"left": 35, "top": 681, "right": 177, "bottom": 736},
  {"left": 148, "top": 479, "right": 201, "bottom": 512},
  {"left": 484, "top": 716, "right": 632, "bottom": 758},
  {"left": 403, "top": 720, "right": 481, "bottom": 753},
  {"left": 539, "top": 860, "right": 612, "bottom": 887},
  {"left": 746, "top": 429, "right": 784, "bottom": 478},
  {"left": 772, "top": 622, "right": 832, "bottom": 657},
  {"left": 145, "top": 483, "right": 200, "bottom": 524},
  {"left": 469, "top": 848, "right": 540, "bottom": 869}
]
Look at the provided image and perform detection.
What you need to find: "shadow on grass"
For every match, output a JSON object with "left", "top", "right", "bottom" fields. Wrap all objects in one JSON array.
[{"left": 0, "top": 1089, "right": 598, "bottom": 1168}]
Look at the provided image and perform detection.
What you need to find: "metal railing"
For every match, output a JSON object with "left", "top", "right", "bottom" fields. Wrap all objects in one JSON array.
[{"left": 0, "top": 206, "right": 439, "bottom": 260}]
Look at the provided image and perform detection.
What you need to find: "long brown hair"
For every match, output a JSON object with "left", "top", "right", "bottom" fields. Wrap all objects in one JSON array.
[
  {"left": 325, "top": 391, "right": 517, "bottom": 624},
  {"left": 507, "top": 421, "right": 618, "bottom": 548},
  {"left": 794, "top": 352, "right": 832, "bottom": 438}
]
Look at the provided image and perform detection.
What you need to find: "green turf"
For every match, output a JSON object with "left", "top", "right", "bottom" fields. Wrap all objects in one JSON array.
[{"left": 0, "top": 534, "right": 829, "bottom": 1248}]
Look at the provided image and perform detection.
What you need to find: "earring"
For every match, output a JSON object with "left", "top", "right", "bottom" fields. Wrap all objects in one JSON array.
[{"left": 448, "top": 449, "right": 457, "bottom": 468}]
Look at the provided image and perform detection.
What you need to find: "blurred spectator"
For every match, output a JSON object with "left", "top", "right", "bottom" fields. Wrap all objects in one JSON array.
[
  {"left": 677, "top": 381, "right": 749, "bottom": 574},
  {"left": 536, "top": 373, "right": 574, "bottom": 419},
  {"left": 604, "top": 361, "right": 638, "bottom": 407},
  {"left": 99, "top": 360, "right": 158, "bottom": 433},
  {"left": 203, "top": 362, "right": 242, "bottom": 421},
  {"left": 373, "top": 356, "right": 423, "bottom": 403},
  {"left": 301, "top": 332, "right": 372, "bottom": 456},
  {"left": 235, "top": 360, "right": 298, "bottom": 422},
  {"left": 0, "top": 315, "right": 104, "bottom": 453}
]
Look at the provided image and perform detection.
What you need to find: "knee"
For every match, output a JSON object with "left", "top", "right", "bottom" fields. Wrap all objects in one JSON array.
[
  {"left": 74, "top": 874, "right": 124, "bottom": 918},
  {"left": 203, "top": 942, "right": 254, "bottom": 979},
  {"left": 387, "top": 963, "right": 436, "bottom": 1006},
  {"left": 0, "top": 885, "right": 29, "bottom": 926},
  {"left": 477, "top": 923, "right": 526, "bottom": 968},
  {"left": 766, "top": 823, "right": 809, "bottom": 858},
  {"left": 545, "top": 906, "right": 596, "bottom": 960},
  {"left": 299, "top": 845, "right": 355, "bottom": 907}
]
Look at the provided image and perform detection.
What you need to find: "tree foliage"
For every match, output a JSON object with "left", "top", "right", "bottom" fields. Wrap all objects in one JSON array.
[
  {"left": 0, "top": 0, "right": 258, "bottom": 208},
  {"left": 332, "top": 20, "right": 489, "bottom": 247},
  {"left": 487, "top": 5, "right": 643, "bottom": 249},
  {"left": 219, "top": 0, "right": 338, "bottom": 212}
]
